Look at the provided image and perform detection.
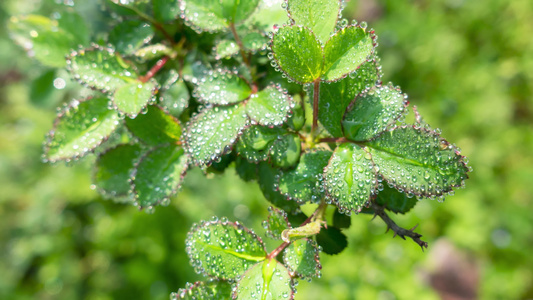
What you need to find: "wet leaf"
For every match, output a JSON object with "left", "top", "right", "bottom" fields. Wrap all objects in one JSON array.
[
  {"left": 366, "top": 127, "right": 469, "bottom": 198},
  {"left": 317, "top": 59, "right": 381, "bottom": 137},
  {"left": 245, "top": 85, "right": 293, "bottom": 126},
  {"left": 283, "top": 238, "right": 321, "bottom": 279},
  {"left": 269, "top": 133, "right": 301, "bottom": 169},
  {"left": 186, "top": 219, "right": 266, "bottom": 280},
  {"left": 154, "top": 0, "right": 180, "bottom": 23},
  {"left": 30, "top": 69, "right": 56, "bottom": 107},
  {"left": 234, "top": 259, "right": 293, "bottom": 299},
  {"left": 316, "top": 226, "right": 347, "bottom": 255},
  {"left": 342, "top": 84, "right": 408, "bottom": 141},
  {"left": 194, "top": 70, "right": 251, "bottom": 105},
  {"left": 112, "top": 79, "right": 157, "bottom": 118},
  {"left": 265, "top": 207, "right": 291, "bottom": 239},
  {"left": 159, "top": 76, "right": 190, "bottom": 118},
  {"left": 172, "top": 280, "right": 233, "bottom": 300},
  {"left": 8, "top": 12, "right": 89, "bottom": 67},
  {"left": 286, "top": 99, "right": 305, "bottom": 131},
  {"left": 322, "top": 26, "right": 374, "bottom": 81},
  {"left": 44, "top": 97, "right": 120, "bottom": 162},
  {"left": 132, "top": 144, "right": 188, "bottom": 208},
  {"left": 135, "top": 43, "right": 174, "bottom": 61},
  {"left": 236, "top": 125, "right": 282, "bottom": 163},
  {"left": 125, "top": 105, "right": 181, "bottom": 146},
  {"left": 375, "top": 185, "right": 418, "bottom": 214},
  {"left": 271, "top": 25, "right": 323, "bottom": 84},
  {"left": 108, "top": 20, "right": 154, "bottom": 55},
  {"left": 215, "top": 39, "right": 239, "bottom": 59},
  {"left": 258, "top": 163, "right": 300, "bottom": 213},
  {"left": 185, "top": 104, "right": 249, "bottom": 166},
  {"left": 94, "top": 144, "right": 142, "bottom": 201},
  {"left": 249, "top": 0, "right": 289, "bottom": 33},
  {"left": 216, "top": 31, "right": 267, "bottom": 59},
  {"left": 323, "top": 143, "right": 377, "bottom": 213},
  {"left": 278, "top": 151, "right": 331, "bottom": 203},
  {"left": 180, "top": 0, "right": 260, "bottom": 32},
  {"left": 287, "top": 0, "right": 341, "bottom": 44}
]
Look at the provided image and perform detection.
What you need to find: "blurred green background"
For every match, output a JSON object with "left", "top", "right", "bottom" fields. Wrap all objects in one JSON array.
[{"left": 1, "top": 0, "right": 532, "bottom": 299}]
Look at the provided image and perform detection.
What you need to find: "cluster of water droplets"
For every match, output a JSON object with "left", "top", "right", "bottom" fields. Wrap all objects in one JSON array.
[
  {"left": 263, "top": 206, "right": 291, "bottom": 239},
  {"left": 234, "top": 259, "right": 293, "bottom": 299},
  {"left": 246, "top": 85, "right": 295, "bottom": 127},
  {"left": 283, "top": 239, "right": 322, "bottom": 280},
  {"left": 194, "top": 69, "right": 251, "bottom": 105}
]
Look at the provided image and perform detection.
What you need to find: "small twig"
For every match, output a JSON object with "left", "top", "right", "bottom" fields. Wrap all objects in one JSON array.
[
  {"left": 139, "top": 56, "right": 169, "bottom": 83},
  {"left": 371, "top": 201, "right": 428, "bottom": 250}
]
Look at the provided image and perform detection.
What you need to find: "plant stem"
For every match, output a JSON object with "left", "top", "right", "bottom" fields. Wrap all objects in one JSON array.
[
  {"left": 128, "top": 6, "right": 176, "bottom": 45},
  {"left": 139, "top": 56, "right": 169, "bottom": 83},
  {"left": 267, "top": 241, "right": 290, "bottom": 259},
  {"left": 312, "top": 79, "right": 320, "bottom": 135},
  {"left": 229, "top": 22, "right": 250, "bottom": 67}
]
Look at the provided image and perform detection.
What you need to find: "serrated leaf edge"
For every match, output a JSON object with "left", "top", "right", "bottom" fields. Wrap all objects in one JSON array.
[{"left": 283, "top": 238, "right": 322, "bottom": 279}]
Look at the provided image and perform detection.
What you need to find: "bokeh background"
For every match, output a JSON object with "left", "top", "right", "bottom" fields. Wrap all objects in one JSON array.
[{"left": 1, "top": 0, "right": 532, "bottom": 299}]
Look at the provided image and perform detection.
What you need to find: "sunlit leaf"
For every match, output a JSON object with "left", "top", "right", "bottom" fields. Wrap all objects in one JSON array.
[
  {"left": 269, "top": 133, "right": 301, "bottom": 169},
  {"left": 44, "top": 97, "right": 120, "bottom": 162},
  {"left": 248, "top": 0, "right": 289, "bottom": 33},
  {"left": 246, "top": 85, "right": 293, "bottom": 126},
  {"left": 194, "top": 70, "right": 251, "bottom": 105},
  {"left": 234, "top": 259, "right": 293, "bottom": 299},
  {"left": 135, "top": 43, "right": 175, "bottom": 61},
  {"left": 125, "top": 105, "right": 181, "bottom": 146},
  {"left": 172, "top": 280, "right": 233, "bottom": 300},
  {"left": 179, "top": 0, "right": 260, "bottom": 32},
  {"left": 186, "top": 219, "right": 266, "bottom": 280},
  {"left": 283, "top": 238, "right": 321, "bottom": 279},
  {"left": 265, "top": 207, "right": 291, "bottom": 239},
  {"left": 236, "top": 125, "right": 282, "bottom": 163},
  {"left": 112, "top": 79, "right": 157, "bottom": 118},
  {"left": 287, "top": 0, "right": 341, "bottom": 44},
  {"left": 159, "top": 71, "right": 190, "bottom": 117}
]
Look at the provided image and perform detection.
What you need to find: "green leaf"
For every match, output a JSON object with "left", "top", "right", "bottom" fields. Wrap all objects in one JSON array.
[
  {"left": 322, "top": 26, "right": 374, "bottom": 81},
  {"left": 269, "top": 133, "right": 301, "bottom": 169},
  {"left": 265, "top": 207, "right": 291, "bottom": 239},
  {"left": 236, "top": 125, "right": 283, "bottom": 163},
  {"left": 317, "top": 59, "right": 381, "bottom": 137},
  {"left": 158, "top": 70, "right": 190, "bottom": 117},
  {"left": 180, "top": 0, "right": 260, "bottom": 32},
  {"left": 153, "top": 0, "right": 180, "bottom": 23},
  {"left": 8, "top": 12, "right": 89, "bottom": 67},
  {"left": 235, "top": 156, "right": 258, "bottom": 182},
  {"left": 108, "top": 20, "right": 154, "bottom": 55},
  {"left": 286, "top": 99, "right": 305, "bottom": 131},
  {"left": 216, "top": 31, "right": 267, "bottom": 59},
  {"left": 277, "top": 151, "right": 331, "bottom": 203},
  {"left": 241, "top": 31, "right": 267, "bottom": 52},
  {"left": 234, "top": 259, "right": 293, "bottom": 299},
  {"left": 283, "top": 238, "right": 321, "bottom": 279},
  {"left": 194, "top": 70, "right": 251, "bottom": 105},
  {"left": 323, "top": 143, "right": 377, "bottom": 213},
  {"left": 185, "top": 104, "right": 249, "bottom": 166},
  {"left": 112, "top": 79, "right": 157, "bottom": 118},
  {"left": 135, "top": 43, "right": 175, "bottom": 61},
  {"left": 271, "top": 25, "right": 323, "bottom": 84},
  {"left": 44, "top": 97, "right": 120, "bottom": 162},
  {"left": 206, "top": 153, "right": 235, "bottom": 174},
  {"left": 215, "top": 39, "right": 239, "bottom": 59},
  {"left": 132, "top": 145, "right": 188, "bottom": 208},
  {"left": 342, "top": 84, "right": 408, "bottom": 141},
  {"left": 246, "top": 85, "right": 293, "bottom": 126},
  {"left": 67, "top": 45, "right": 138, "bottom": 93},
  {"left": 287, "top": 0, "right": 341, "bottom": 44},
  {"left": 94, "top": 144, "right": 142, "bottom": 201},
  {"left": 375, "top": 185, "right": 418, "bottom": 214},
  {"left": 366, "top": 127, "right": 469, "bottom": 197},
  {"left": 333, "top": 208, "right": 351, "bottom": 229},
  {"left": 248, "top": 0, "right": 289, "bottom": 33},
  {"left": 30, "top": 69, "right": 56, "bottom": 107},
  {"left": 173, "top": 280, "right": 233, "bottom": 300},
  {"left": 258, "top": 163, "right": 300, "bottom": 213},
  {"left": 186, "top": 219, "right": 266, "bottom": 280},
  {"left": 316, "top": 226, "right": 347, "bottom": 255},
  {"left": 125, "top": 105, "right": 181, "bottom": 146}
]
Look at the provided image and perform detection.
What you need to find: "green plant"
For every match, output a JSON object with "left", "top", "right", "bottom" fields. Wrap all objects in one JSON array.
[{"left": 8, "top": 0, "right": 470, "bottom": 298}]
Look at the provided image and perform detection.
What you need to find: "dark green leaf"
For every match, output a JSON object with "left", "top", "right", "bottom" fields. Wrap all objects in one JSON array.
[
  {"left": 30, "top": 69, "right": 56, "bottom": 107},
  {"left": 287, "top": 0, "right": 341, "bottom": 44},
  {"left": 258, "top": 163, "right": 300, "bottom": 213},
  {"left": 234, "top": 259, "right": 293, "bottom": 299},
  {"left": 132, "top": 145, "right": 188, "bottom": 208},
  {"left": 154, "top": 0, "right": 180, "bottom": 23},
  {"left": 269, "top": 133, "right": 301, "bottom": 169},
  {"left": 186, "top": 219, "right": 266, "bottom": 280},
  {"left": 343, "top": 84, "right": 408, "bottom": 141},
  {"left": 185, "top": 104, "right": 249, "bottom": 166},
  {"left": 265, "top": 207, "right": 291, "bottom": 239},
  {"left": 172, "top": 280, "right": 233, "bottom": 300},
  {"left": 206, "top": 153, "right": 235, "bottom": 174},
  {"left": 375, "top": 185, "right": 418, "bottom": 214},
  {"left": 44, "top": 97, "right": 120, "bottom": 162},
  {"left": 286, "top": 98, "right": 305, "bottom": 131},
  {"left": 322, "top": 26, "right": 374, "bottom": 81},
  {"left": 112, "top": 79, "right": 157, "bottom": 118},
  {"left": 235, "top": 156, "right": 257, "bottom": 182},
  {"left": 278, "top": 151, "right": 331, "bottom": 203},
  {"left": 94, "top": 144, "right": 142, "bottom": 201},
  {"left": 271, "top": 25, "right": 323, "bottom": 84},
  {"left": 195, "top": 70, "right": 251, "bottom": 105},
  {"left": 316, "top": 226, "right": 347, "bottom": 255},
  {"left": 366, "top": 127, "right": 470, "bottom": 197},
  {"left": 333, "top": 208, "right": 351, "bottom": 229},
  {"left": 323, "top": 143, "right": 377, "bottom": 213},
  {"left": 283, "top": 238, "right": 321, "bottom": 279},
  {"left": 317, "top": 59, "right": 381, "bottom": 137},
  {"left": 246, "top": 85, "right": 293, "bottom": 126},
  {"left": 125, "top": 105, "right": 181, "bottom": 146}
]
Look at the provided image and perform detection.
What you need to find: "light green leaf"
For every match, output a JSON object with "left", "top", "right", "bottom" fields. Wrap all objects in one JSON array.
[
  {"left": 215, "top": 39, "right": 239, "bottom": 59},
  {"left": 173, "top": 280, "right": 233, "bottom": 300},
  {"left": 375, "top": 185, "right": 418, "bottom": 214},
  {"left": 248, "top": 0, "right": 289, "bottom": 33},
  {"left": 269, "top": 133, "right": 301, "bottom": 169},
  {"left": 195, "top": 70, "right": 251, "bottom": 105},
  {"left": 323, "top": 143, "right": 377, "bottom": 213},
  {"left": 135, "top": 43, "right": 175, "bottom": 61},
  {"left": 271, "top": 25, "right": 323, "bottom": 84},
  {"left": 265, "top": 207, "right": 291, "bottom": 239},
  {"left": 234, "top": 259, "right": 293, "bottom": 300},
  {"left": 343, "top": 84, "right": 408, "bottom": 141},
  {"left": 180, "top": 0, "right": 260, "bottom": 32},
  {"left": 153, "top": 0, "right": 180, "bottom": 23},
  {"left": 159, "top": 72, "right": 190, "bottom": 117},
  {"left": 278, "top": 151, "right": 331, "bottom": 203},
  {"left": 242, "top": 31, "right": 267, "bottom": 52},
  {"left": 366, "top": 127, "right": 469, "bottom": 197},
  {"left": 246, "top": 85, "right": 293, "bottom": 126},
  {"left": 94, "top": 144, "right": 142, "bottom": 201},
  {"left": 44, "top": 97, "right": 120, "bottom": 162},
  {"left": 283, "top": 238, "right": 321, "bottom": 279},
  {"left": 125, "top": 105, "right": 181, "bottom": 146},
  {"left": 216, "top": 31, "right": 267, "bottom": 59},
  {"left": 322, "top": 26, "right": 374, "bottom": 81},
  {"left": 108, "top": 20, "right": 154, "bottom": 55},
  {"left": 112, "top": 79, "right": 157, "bottom": 118},
  {"left": 185, "top": 104, "right": 249, "bottom": 165},
  {"left": 132, "top": 144, "right": 188, "bottom": 208},
  {"left": 67, "top": 45, "right": 138, "bottom": 93},
  {"left": 287, "top": 0, "right": 341, "bottom": 44},
  {"left": 8, "top": 12, "right": 89, "bottom": 67},
  {"left": 317, "top": 59, "right": 381, "bottom": 137},
  {"left": 186, "top": 219, "right": 266, "bottom": 280}
]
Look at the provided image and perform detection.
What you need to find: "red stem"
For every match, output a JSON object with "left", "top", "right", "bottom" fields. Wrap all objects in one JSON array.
[{"left": 139, "top": 56, "right": 169, "bottom": 83}]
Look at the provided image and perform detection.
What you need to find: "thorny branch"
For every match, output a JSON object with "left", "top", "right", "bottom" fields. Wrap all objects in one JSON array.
[{"left": 371, "top": 201, "right": 428, "bottom": 250}]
